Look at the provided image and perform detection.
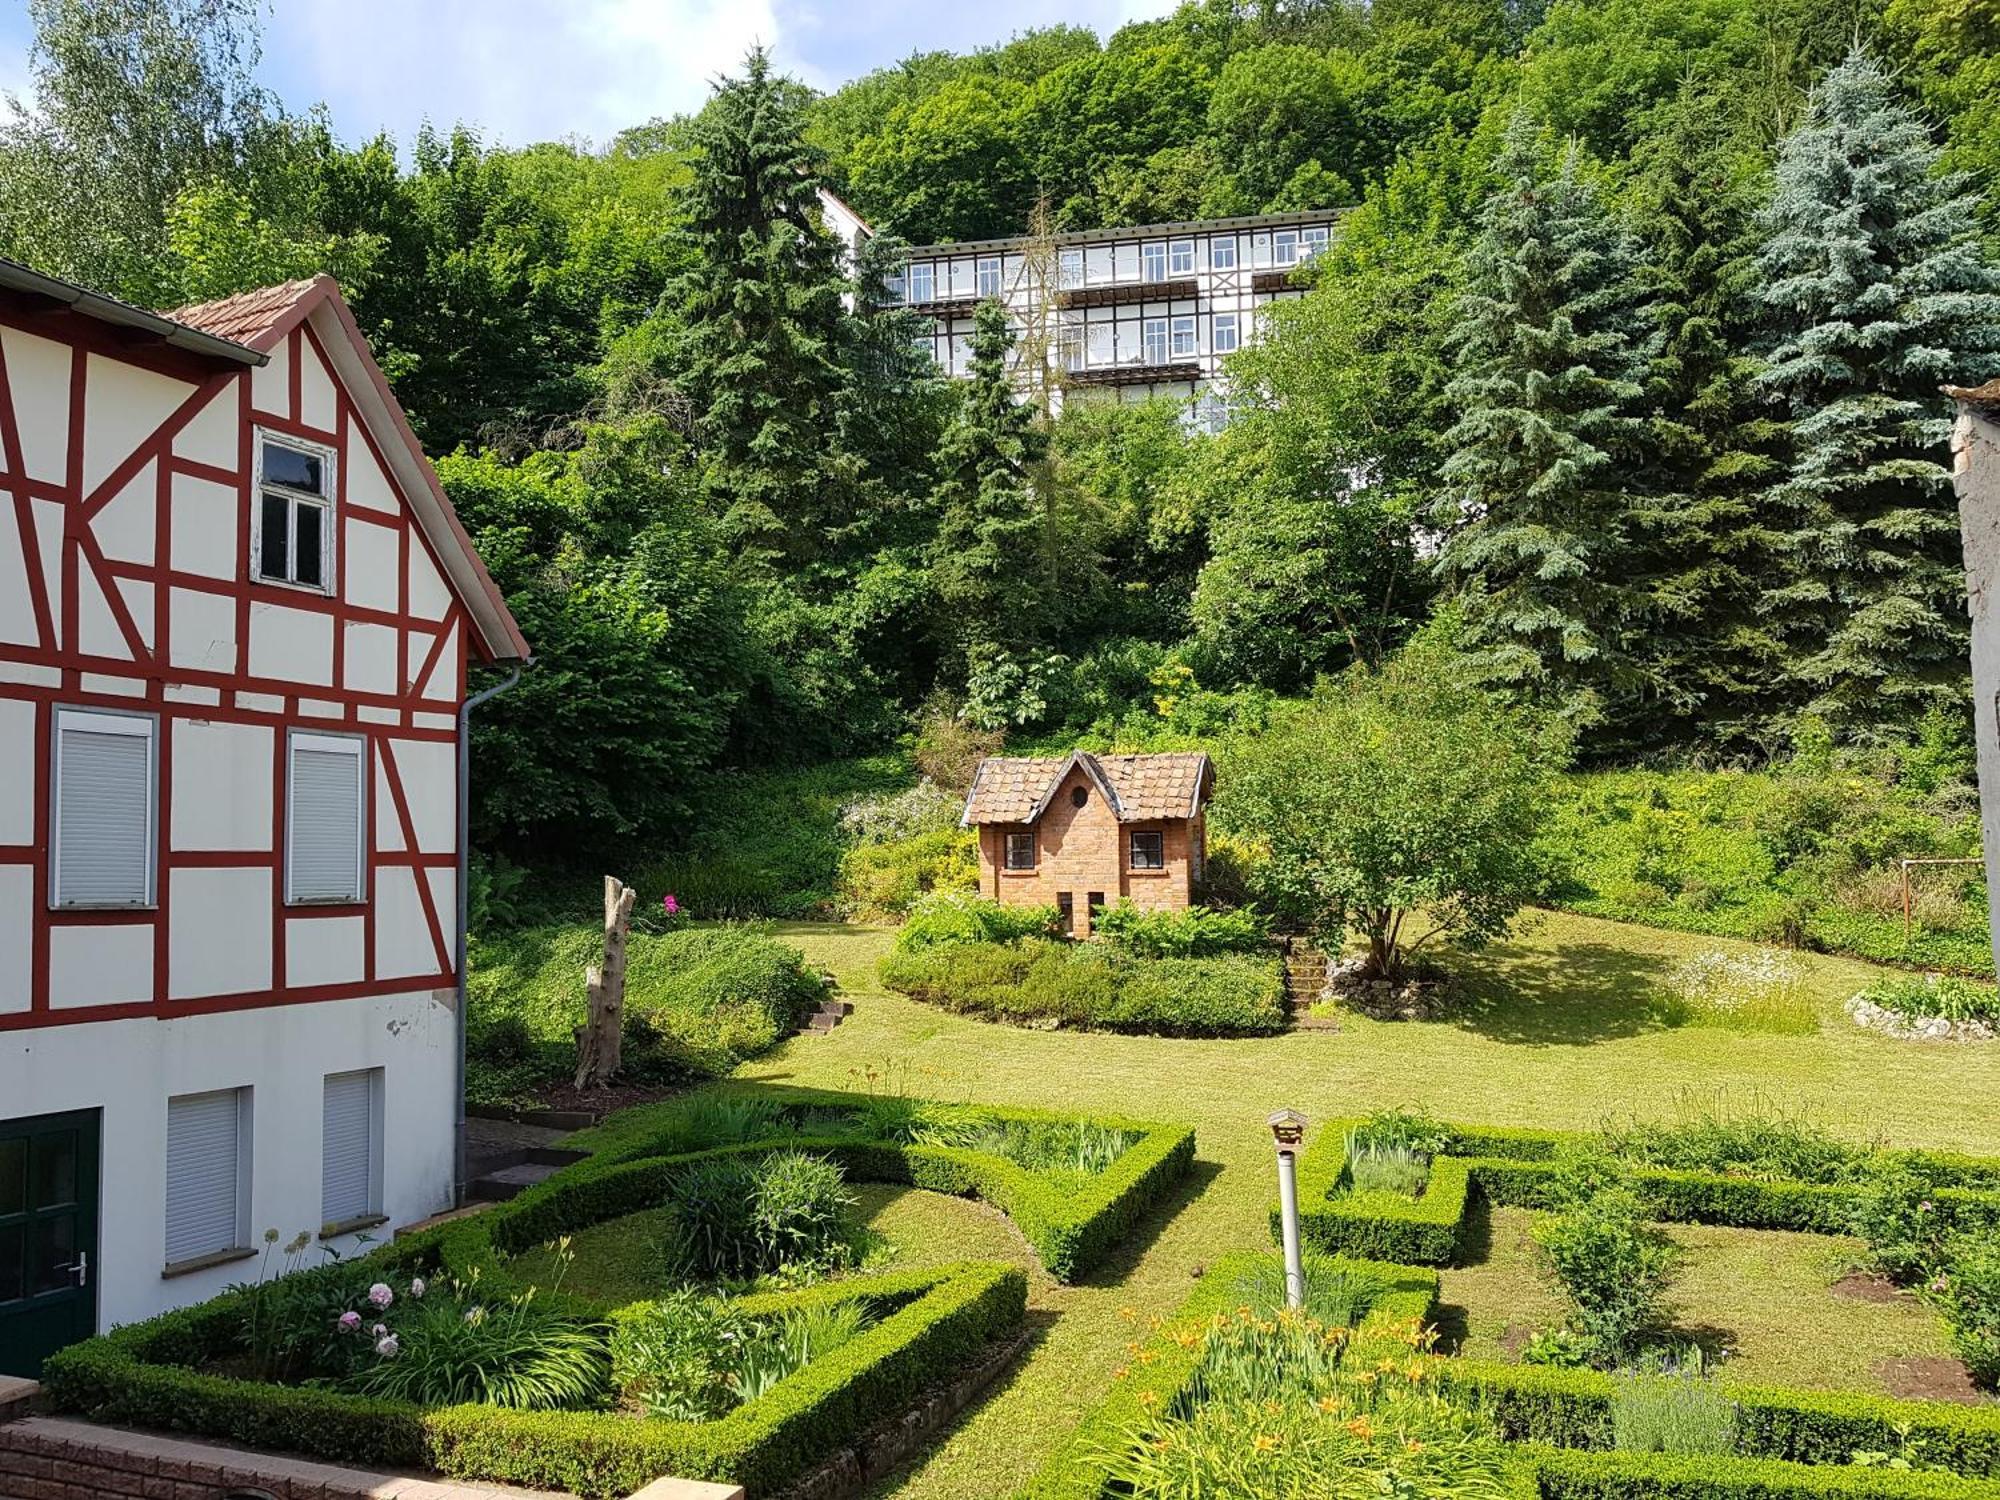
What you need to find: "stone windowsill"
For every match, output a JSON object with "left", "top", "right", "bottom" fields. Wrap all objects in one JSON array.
[
  {"left": 161, "top": 1245, "right": 257, "bottom": 1280},
  {"left": 319, "top": 1213, "right": 390, "bottom": 1241}
]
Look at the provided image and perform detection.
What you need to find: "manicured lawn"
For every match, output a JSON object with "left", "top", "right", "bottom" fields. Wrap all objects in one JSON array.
[
  {"left": 717, "top": 910, "right": 2000, "bottom": 1498},
  {"left": 1441, "top": 1205, "right": 1959, "bottom": 1395}
]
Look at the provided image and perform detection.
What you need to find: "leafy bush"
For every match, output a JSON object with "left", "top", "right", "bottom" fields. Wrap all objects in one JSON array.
[
  {"left": 892, "top": 891, "right": 1065, "bottom": 952},
  {"left": 1531, "top": 1175, "right": 1684, "bottom": 1366},
  {"left": 728, "top": 1301, "right": 874, "bottom": 1403},
  {"left": 1613, "top": 1368, "right": 1739, "bottom": 1455},
  {"left": 608, "top": 1289, "right": 875, "bottom": 1418},
  {"left": 837, "top": 826, "right": 978, "bottom": 918},
  {"left": 1600, "top": 1095, "right": 1862, "bottom": 1186},
  {"left": 660, "top": 1151, "right": 859, "bottom": 1283},
  {"left": 1860, "top": 974, "right": 2000, "bottom": 1025},
  {"left": 1092, "top": 900, "right": 1270, "bottom": 958},
  {"left": 466, "top": 924, "right": 826, "bottom": 1102},
  {"left": 1927, "top": 1234, "right": 2000, "bottom": 1386},
  {"left": 346, "top": 1293, "right": 608, "bottom": 1411},
  {"left": 881, "top": 939, "right": 1288, "bottom": 1036},
  {"left": 837, "top": 778, "right": 962, "bottom": 843},
  {"left": 1657, "top": 948, "right": 1819, "bottom": 1035},
  {"left": 1849, "top": 1162, "right": 1955, "bottom": 1283}
]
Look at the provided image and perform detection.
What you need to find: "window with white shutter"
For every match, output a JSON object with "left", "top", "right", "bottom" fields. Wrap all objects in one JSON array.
[
  {"left": 288, "top": 732, "right": 365, "bottom": 904},
  {"left": 165, "top": 1088, "right": 249, "bottom": 1268},
  {"left": 52, "top": 709, "right": 156, "bottom": 908},
  {"left": 321, "top": 1069, "right": 382, "bottom": 1229}
]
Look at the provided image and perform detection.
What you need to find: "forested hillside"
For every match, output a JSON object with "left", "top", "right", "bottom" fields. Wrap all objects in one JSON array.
[{"left": 5, "top": 0, "right": 1999, "bottom": 874}]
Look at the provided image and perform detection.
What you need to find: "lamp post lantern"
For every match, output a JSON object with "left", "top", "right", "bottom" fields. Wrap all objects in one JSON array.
[{"left": 1269, "top": 1108, "right": 1308, "bottom": 1309}]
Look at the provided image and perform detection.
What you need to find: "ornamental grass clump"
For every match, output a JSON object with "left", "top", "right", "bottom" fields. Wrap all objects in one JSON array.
[
  {"left": 1601, "top": 1090, "right": 1861, "bottom": 1184},
  {"left": 1611, "top": 1364, "right": 1739, "bottom": 1455},
  {"left": 609, "top": 1289, "right": 877, "bottom": 1419},
  {"left": 1657, "top": 948, "right": 1818, "bottom": 1035},
  {"left": 345, "top": 1290, "right": 608, "bottom": 1410},
  {"left": 661, "top": 1150, "right": 861, "bottom": 1282}
]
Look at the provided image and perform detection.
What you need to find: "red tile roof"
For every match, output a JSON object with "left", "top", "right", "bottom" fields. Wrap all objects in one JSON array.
[
  {"left": 962, "top": 751, "right": 1213, "bottom": 824},
  {"left": 166, "top": 278, "right": 323, "bottom": 351}
]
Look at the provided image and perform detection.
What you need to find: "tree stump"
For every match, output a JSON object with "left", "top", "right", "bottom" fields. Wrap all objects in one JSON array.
[{"left": 574, "top": 874, "right": 636, "bottom": 1090}]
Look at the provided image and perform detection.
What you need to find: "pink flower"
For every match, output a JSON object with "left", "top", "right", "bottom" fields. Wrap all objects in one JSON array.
[
  {"left": 368, "top": 1282, "right": 394, "bottom": 1310},
  {"left": 662, "top": 893, "right": 680, "bottom": 915},
  {"left": 372, "top": 1323, "right": 387, "bottom": 1338},
  {"left": 337, "top": 1310, "right": 362, "bottom": 1334},
  {"left": 409, "top": 1277, "right": 427, "bottom": 1299},
  {"left": 375, "top": 1334, "right": 400, "bottom": 1358}
]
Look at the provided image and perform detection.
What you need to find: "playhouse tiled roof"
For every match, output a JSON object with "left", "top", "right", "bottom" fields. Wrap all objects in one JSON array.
[
  {"left": 167, "top": 278, "right": 322, "bottom": 349},
  {"left": 961, "top": 751, "right": 1213, "bottom": 825}
]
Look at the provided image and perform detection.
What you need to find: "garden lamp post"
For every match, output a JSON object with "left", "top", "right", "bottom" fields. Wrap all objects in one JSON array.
[{"left": 1269, "top": 1108, "right": 1308, "bottom": 1309}]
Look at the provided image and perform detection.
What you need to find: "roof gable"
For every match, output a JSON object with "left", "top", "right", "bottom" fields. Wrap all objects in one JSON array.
[{"left": 962, "top": 751, "right": 1212, "bottom": 825}]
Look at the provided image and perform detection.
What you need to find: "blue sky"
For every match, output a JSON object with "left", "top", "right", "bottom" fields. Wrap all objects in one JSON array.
[{"left": 0, "top": 0, "right": 1177, "bottom": 150}]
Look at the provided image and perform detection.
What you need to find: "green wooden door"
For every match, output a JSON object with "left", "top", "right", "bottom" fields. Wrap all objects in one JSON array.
[{"left": 0, "top": 1109, "right": 100, "bottom": 1377}]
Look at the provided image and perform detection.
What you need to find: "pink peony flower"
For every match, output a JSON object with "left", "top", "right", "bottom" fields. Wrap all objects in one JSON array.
[
  {"left": 375, "top": 1334, "right": 400, "bottom": 1358},
  {"left": 372, "top": 1323, "right": 387, "bottom": 1338},
  {"left": 368, "top": 1282, "right": 394, "bottom": 1310},
  {"left": 409, "top": 1276, "right": 427, "bottom": 1299},
  {"left": 337, "top": 1310, "right": 362, "bottom": 1334},
  {"left": 662, "top": 893, "right": 680, "bottom": 915}
]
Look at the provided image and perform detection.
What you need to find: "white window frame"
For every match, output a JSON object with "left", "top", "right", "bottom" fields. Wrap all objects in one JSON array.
[
  {"left": 1168, "top": 239, "right": 1195, "bottom": 275},
  {"left": 164, "top": 1086, "right": 252, "bottom": 1271},
  {"left": 906, "top": 262, "right": 935, "bottom": 303},
  {"left": 1213, "top": 312, "right": 1240, "bottom": 355},
  {"left": 1142, "top": 318, "right": 1168, "bottom": 365},
  {"left": 321, "top": 1067, "right": 385, "bottom": 1232},
  {"left": 976, "top": 256, "right": 1002, "bottom": 298},
  {"left": 251, "top": 429, "right": 337, "bottom": 596},
  {"left": 1302, "top": 225, "right": 1330, "bottom": 259},
  {"left": 1141, "top": 241, "right": 1167, "bottom": 283},
  {"left": 1058, "top": 320, "right": 1084, "bottom": 372},
  {"left": 1274, "top": 229, "right": 1300, "bottom": 267},
  {"left": 1170, "top": 316, "right": 1197, "bottom": 359},
  {"left": 50, "top": 706, "right": 157, "bottom": 910},
  {"left": 1210, "top": 236, "right": 1237, "bottom": 271},
  {"left": 1059, "top": 249, "right": 1084, "bottom": 289},
  {"left": 286, "top": 729, "right": 367, "bottom": 906}
]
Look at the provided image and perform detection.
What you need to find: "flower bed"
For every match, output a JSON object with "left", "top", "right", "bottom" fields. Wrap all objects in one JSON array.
[{"left": 1019, "top": 1252, "right": 2000, "bottom": 1500}]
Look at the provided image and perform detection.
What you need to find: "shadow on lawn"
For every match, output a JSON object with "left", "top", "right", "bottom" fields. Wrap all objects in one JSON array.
[
  {"left": 1079, "top": 1158, "right": 1226, "bottom": 1289},
  {"left": 1444, "top": 938, "right": 1674, "bottom": 1046}
]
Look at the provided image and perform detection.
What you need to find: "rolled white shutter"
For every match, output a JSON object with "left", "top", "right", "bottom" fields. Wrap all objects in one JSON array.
[
  {"left": 55, "top": 714, "right": 153, "bottom": 906},
  {"left": 290, "top": 738, "right": 363, "bottom": 902},
  {"left": 321, "top": 1070, "right": 376, "bottom": 1225},
  {"left": 165, "top": 1090, "right": 243, "bottom": 1264}
]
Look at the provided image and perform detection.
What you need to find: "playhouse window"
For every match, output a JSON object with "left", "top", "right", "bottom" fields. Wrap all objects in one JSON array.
[{"left": 1130, "top": 830, "right": 1165, "bottom": 870}]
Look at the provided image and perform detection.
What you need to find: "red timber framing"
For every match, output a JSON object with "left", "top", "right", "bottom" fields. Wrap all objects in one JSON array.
[{"left": 0, "top": 299, "right": 483, "bottom": 1033}]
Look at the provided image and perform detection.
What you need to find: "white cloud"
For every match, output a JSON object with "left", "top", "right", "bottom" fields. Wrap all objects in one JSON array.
[{"left": 266, "top": 0, "right": 780, "bottom": 148}]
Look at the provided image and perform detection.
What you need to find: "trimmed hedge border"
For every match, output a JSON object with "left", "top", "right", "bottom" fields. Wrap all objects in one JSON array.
[
  {"left": 1017, "top": 1250, "right": 1441, "bottom": 1500},
  {"left": 442, "top": 1085, "right": 1197, "bottom": 1286},
  {"left": 1013, "top": 1253, "right": 2000, "bottom": 1500},
  {"left": 43, "top": 1260, "right": 1025, "bottom": 1500},
  {"left": 1277, "top": 1120, "right": 2000, "bottom": 1266}
]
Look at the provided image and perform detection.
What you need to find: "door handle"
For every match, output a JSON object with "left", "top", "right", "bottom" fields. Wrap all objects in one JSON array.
[{"left": 56, "top": 1251, "right": 87, "bottom": 1287}]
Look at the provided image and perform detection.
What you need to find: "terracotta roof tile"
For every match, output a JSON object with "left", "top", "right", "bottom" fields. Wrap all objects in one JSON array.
[
  {"left": 962, "top": 751, "right": 1212, "bottom": 824},
  {"left": 166, "top": 278, "right": 322, "bottom": 349}
]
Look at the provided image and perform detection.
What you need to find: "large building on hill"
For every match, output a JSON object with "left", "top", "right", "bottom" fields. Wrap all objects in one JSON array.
[
  {"left": 0, "top": 258, "right": 528, "bottom": 1375},
  {"left": 820, "top": 192, "right": 1342, "bottom": 417}
]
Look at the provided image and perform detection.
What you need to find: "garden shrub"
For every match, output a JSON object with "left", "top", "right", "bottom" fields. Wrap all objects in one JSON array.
[
  {"left": 1928, "top": 1233, "right": 2000, "bottom": 1386},
  {"left": 1849, "top": 1161, "right": 1955, "bottom": 1283},
  {"left": 892, "top": 891, "right": 1065, "bottom": 952},
  {"left": 609, "top": 1288, "right": 875, "bottom": 1419},
  {"left": 837, "top": 825, "right": 978, "bottom": 918},
  {"left": 346, "top": 1292, "right": 608, "bottom": 1411},
  {"left": 1859, "top": 974, "right": 2000, "bottom": 1025},
  {"left": 1092, "top": 899, "right": 1270, "bottom": 957},
  {"left": 466, "top": 924, "right": 826, "bottom": 1102},
  {"left": 659, "top": 1150, "right": 859, "bottom": 1282},
  {"left": 881, "top": 939, "right": 1287, "bottom": 1036},
  {"left": 1531, "top": 1181, "right": 1684, "bottom": 1367}
]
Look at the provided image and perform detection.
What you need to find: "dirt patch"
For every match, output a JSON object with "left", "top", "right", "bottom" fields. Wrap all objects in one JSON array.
[
  {"left": 1831, "top": 1269, "right": 1906, "bottom": 1305},
  {"left": 1498, "top": 1323, "right": 1535, "bottom": 1357},
  {"left": 1875, "top": 1355, "right": 1988, "bottom": 1404},
  {"left": 533, "top": 1079, "right": 688, "bottom": 1116}
]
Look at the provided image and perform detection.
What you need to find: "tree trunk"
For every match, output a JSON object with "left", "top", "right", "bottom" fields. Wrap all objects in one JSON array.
[{"left": 574, "top": 874, "right": 636, "bottom": 1090}]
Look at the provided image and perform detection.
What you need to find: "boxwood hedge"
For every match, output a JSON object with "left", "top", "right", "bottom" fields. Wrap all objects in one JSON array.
[{"left": 43, "top": 1259, "right": 1025, "bottom": 1499}]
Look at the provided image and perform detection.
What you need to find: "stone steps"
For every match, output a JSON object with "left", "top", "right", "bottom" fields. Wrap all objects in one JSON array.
[{"left": 801, "top": 998, "right": 854, "bottom": 1035}]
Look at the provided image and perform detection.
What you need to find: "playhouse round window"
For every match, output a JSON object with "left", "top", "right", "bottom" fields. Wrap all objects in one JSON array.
[{"left": 1071, "top": 785, "right": 1088, "bottom": 808}]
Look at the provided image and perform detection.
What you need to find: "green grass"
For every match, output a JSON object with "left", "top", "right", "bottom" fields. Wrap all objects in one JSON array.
[
  {"left": 1441, "top": 1206, "right": 1958, "bottom": 1394},
  {"left": 706, "top": 910, "right": 2000, "bottom": 1499}
]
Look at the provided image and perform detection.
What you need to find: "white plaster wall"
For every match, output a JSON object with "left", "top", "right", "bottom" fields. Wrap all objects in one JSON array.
[
  {"left": 299, "top": 340, "right": 339, "bottom": 433},
  {"left": 390, "top": 738, "right": 456, "bottom": 852},
  {"left": 344, "top": 620, "right": 397, "bottom": 697},
  {"left": 1, "top": 326, "right": 72, "bottom": 485},
  {"left": 373, "top": 866, "right": 439, "bottom": 980},
  {"left": 252, "top": 337, "right": 290, "bottom": 417},
  {"left": 286, "top": 913, "right": 365, "bottom": 987},
  {"left": 49, "top": 924, "right": 153, "bottom": 1008},
  {"left": 0, "top": 503, "right": 37, "bottom": 646},
  {"left": 0, "top": 694, "right": 34, "bottom": 844},
  {"left": 82, "top": 355, "right": 193, "bottom": 498},
  {"left": 168, "top": 867, "right": 274, "bottom": 1000},
  {"left": 170, "top": 719, "right": 273, "bottom": 849},
  {"left": 169, "top": 473, "right": 238, "bottom": 579},
  {"left": 247, "top": 601, "right": 334, "bottom": 686},
  {"left": 344, "top": 517, "right": 399, "bottom": 611},
  {"left": 76, "top": 566, "right": 133, "bottom": 660},
  {"left": 92, "top": 461, "right": 155, "bottom": 566},
  {"left": 0, "top": 988, "right": 457, "bottom": 1328},
  {"left": 171, "top": 385, "right": 237, "bottom": 465},
  {"left": 168, "top": 587, "right": 238, "bottom": 674},
  {"left": 346, "top": 436, "right": 399, "bottom": 517},
  {"left": 0, "top": 867, "right": 30, "bottom": 1015},
  {"left": 406, "top": 541, "right": 451, "bottom": 623}
]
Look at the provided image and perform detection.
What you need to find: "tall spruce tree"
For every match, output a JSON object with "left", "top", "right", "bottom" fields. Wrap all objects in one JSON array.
[
  {"left": 1754, "top": 50, "right": 2000, "bottom": 734},
  {"left": 1434, "top": 112, "right": 1654, "bottom": 724},
  {"left": 1622, "top": 85, "right": 1783, "bottom": 748},
  {"left": 677, "top": 49, "right": 854, "bottom": 568},
  {"left": 929, "top": 298, "right": 1051, "bottom": 662}
]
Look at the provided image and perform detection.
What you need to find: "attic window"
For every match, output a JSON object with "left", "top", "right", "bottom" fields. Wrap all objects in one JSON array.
[
  {"left": 254, "top": 432, "right": 335, "bottom": 593},
  {"left": 1004, "top": 831, "right": 1035, "bottom": 870},
  {"left": 1071, "top": 785, "right": 1088, "bottom": 809}
]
